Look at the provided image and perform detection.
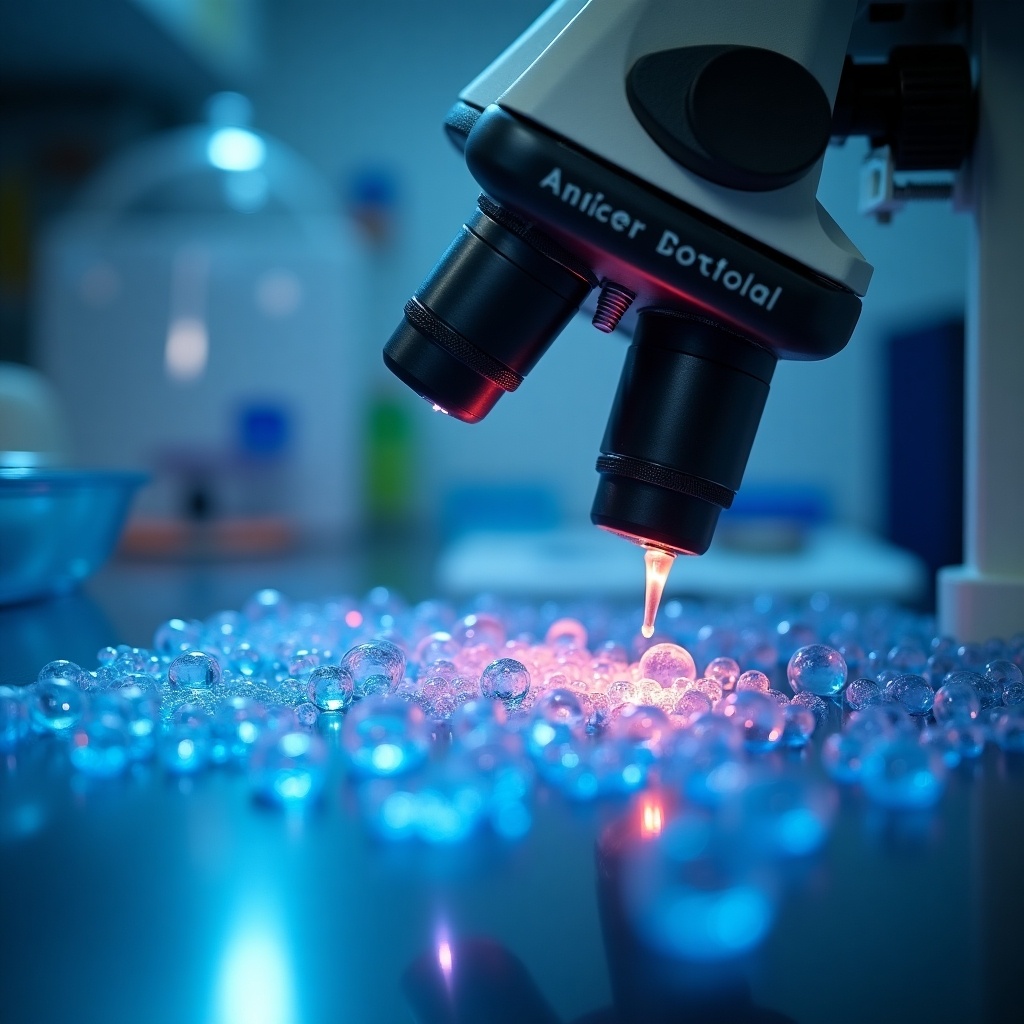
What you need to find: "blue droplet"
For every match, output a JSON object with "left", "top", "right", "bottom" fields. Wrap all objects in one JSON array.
[
  {"left": 69, "top": 718, "right": 130, "bottom": 777},
  {"left": 0, "top": 686, "right": 31, "bottom": 750},
  {"left": 890, "top": 673, "right": 934, "bottom": 716},
  {"left": 449, "top": 698, "right": 508, "bottom": 750},
  {"left": 30, "top": 679, "right": 85, "bottom": 732},
  {"left": 211, "top": 696, "right": 266, "bottom": 764},
  {"left": 993, "top": 706, "right": 1024, "bottom": 753},
  {"left": 250, "top": 729, "right": 328, "bottom": 805},
  {"left": 860, "top": 735, "right": 946, "bottom": 808},
  {"left": 159, "top": 720, "right": 211, "bottom": 774},
  {"left": 781, "top": 704, "right": 816, "bottom": 747},
  {"left": 341, "top": 697, "right": 430, "bottom": 777}
]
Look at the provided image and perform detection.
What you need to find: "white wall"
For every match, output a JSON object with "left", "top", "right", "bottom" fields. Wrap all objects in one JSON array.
[{"left": 249, "top": 0, "right": 971, "bottom": 534}]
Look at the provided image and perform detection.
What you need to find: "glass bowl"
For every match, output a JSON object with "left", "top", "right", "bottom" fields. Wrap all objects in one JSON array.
[{"left": 0, "top": 467, "right": 147, "bottom": 605}]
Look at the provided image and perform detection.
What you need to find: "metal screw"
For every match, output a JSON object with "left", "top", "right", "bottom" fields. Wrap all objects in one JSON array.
[{"left": 592, "top": 282, "right": 635, "bottom": 333}]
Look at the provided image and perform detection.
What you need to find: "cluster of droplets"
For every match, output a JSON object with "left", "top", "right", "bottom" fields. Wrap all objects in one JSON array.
[{"left": 2, "top": 589, "right": 1023, "bottom": 845}]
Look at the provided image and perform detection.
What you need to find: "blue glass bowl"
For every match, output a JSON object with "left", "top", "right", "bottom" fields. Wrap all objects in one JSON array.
[{"left": 0, "top": 467, "right": 148, "bottom": 605}]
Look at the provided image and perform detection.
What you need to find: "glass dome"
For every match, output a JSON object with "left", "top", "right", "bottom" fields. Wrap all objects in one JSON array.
[{"left": 71, "top": 92, "right": 335, "bottom": 229}]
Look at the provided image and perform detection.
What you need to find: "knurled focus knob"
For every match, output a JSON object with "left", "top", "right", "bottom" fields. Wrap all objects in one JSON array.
[{"left": 832, "top": 46, "right": 975, "bottom": 171}]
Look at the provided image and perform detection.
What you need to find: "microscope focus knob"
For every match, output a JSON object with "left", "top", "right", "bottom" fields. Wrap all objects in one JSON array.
[
  {"left": 832, "top": 47, "right": 975, "bottom": 171},
  {"left": 628, "top": 46, "right": 832, "bottom": 191}
]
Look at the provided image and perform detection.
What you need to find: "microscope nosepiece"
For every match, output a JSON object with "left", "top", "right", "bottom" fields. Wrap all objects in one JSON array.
[
  {"left": 384, "top": 196, "right": 595, "bottom": 423},
  {"left": 591, "top": 309, "right": 776, "bottom": 556}
]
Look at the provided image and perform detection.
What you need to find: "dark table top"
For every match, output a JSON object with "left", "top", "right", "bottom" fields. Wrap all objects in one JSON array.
[{"left": 2, "top": 553, "right": 1022, "bottom": 1024}]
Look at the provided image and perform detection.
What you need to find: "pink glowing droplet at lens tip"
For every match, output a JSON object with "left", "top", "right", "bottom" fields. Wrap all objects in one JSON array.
[{"left": 642, "top": 547, "right": 675, "bottom": 638}]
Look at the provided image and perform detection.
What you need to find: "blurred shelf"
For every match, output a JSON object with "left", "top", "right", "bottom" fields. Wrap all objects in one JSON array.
[{"left": 0, "top": 0, "right": 259, "bottom": 112}]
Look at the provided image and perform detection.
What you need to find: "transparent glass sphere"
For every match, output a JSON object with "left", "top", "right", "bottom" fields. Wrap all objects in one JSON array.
[
  {"left": 480, "top": 658, "right": 531, "bottom": 708},
  {"left": 735, "top": 670, "right": 770, "bottom": 693},
  {"left": 31, "top": 679, "right": 85, "bottom": 732},
  {"left": 340, "top": 640, "right": 407, "bottom": 697},
  {"left": 889, "top": 673, "right": 934, "bottom": 716},
  {"left": 307, "top": 665, "right": 354, "bottom": 712},
  {"left": 167, "top": 651, "right": 222, "bottom": 690},
  {"left": 787, "top": 645, "right": 848, "bottom": 697},
  {"left": 714, "top": 691, "right": 785, "bottom": 752},
  {"left": 932, "top": 677, "right": 981, "bottom": 725},
  {"left": 639, "top": 643, "right": 697, "bottom": 687},
  {"left": 844, "top": 678, "right": 883, "bottom": 712}
]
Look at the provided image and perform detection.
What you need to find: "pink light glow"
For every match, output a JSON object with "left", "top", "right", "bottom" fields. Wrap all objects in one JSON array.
[
  {"left": 437, "top": 940, "right": 453, "bottom": 980},
  {"left": 640, "top": 796, "right": 664, "bottom": 839},
  {"left": 344, "top": 610, "right": 363, "bottom": 628}
]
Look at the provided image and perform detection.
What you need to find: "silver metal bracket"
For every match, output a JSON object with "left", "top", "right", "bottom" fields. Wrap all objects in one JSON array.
[{"left": 859, "top": 145, "right": 957, "bottom": 223}]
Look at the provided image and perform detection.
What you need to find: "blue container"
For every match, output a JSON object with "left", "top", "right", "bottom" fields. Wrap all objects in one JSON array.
[{"left": 0, "top": 468, "right": 147, "bottom": 605}]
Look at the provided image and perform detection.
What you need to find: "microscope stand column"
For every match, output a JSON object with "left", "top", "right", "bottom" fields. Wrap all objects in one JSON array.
[{"left": 938, "top": 0, "right": 1024, "bottom": 643}]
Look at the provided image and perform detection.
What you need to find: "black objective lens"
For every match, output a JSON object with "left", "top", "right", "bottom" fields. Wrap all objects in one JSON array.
[
  {"left": 383, "top": 195, "right": 595, "bottom": 423},
  {"left": 591, "top": 309, "right": 777, "bottom": 555}
]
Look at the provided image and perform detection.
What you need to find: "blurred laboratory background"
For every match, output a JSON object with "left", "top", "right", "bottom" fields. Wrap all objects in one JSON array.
[{"left": 0, "top": 0, "right": 970, "bottom": 610}]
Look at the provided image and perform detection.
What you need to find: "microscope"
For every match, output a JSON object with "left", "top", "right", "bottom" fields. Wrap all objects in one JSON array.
[{"left": 384, "top": 0, "right": 1024, "bottom": 642}]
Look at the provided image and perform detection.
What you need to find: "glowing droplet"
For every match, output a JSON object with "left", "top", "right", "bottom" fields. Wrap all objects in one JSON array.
[{"left": 641, "top": 547, "right": 675, "bottom": 638}]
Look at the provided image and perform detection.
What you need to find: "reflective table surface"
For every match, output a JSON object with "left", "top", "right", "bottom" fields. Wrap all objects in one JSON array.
[{"left": 1, "top": 556, "right": 1022, "bottom": 1024}]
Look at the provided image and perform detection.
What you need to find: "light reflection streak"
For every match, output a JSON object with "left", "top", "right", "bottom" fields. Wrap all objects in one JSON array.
[
  {"left": 214, "top": 908, "right": 298, "bottom": 1024},
  {"left": 438, "top": 940, "right": 453, "bottom": 980},
  {"left": 436, "top": 922, "right": 454, "bottom": 991}
]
